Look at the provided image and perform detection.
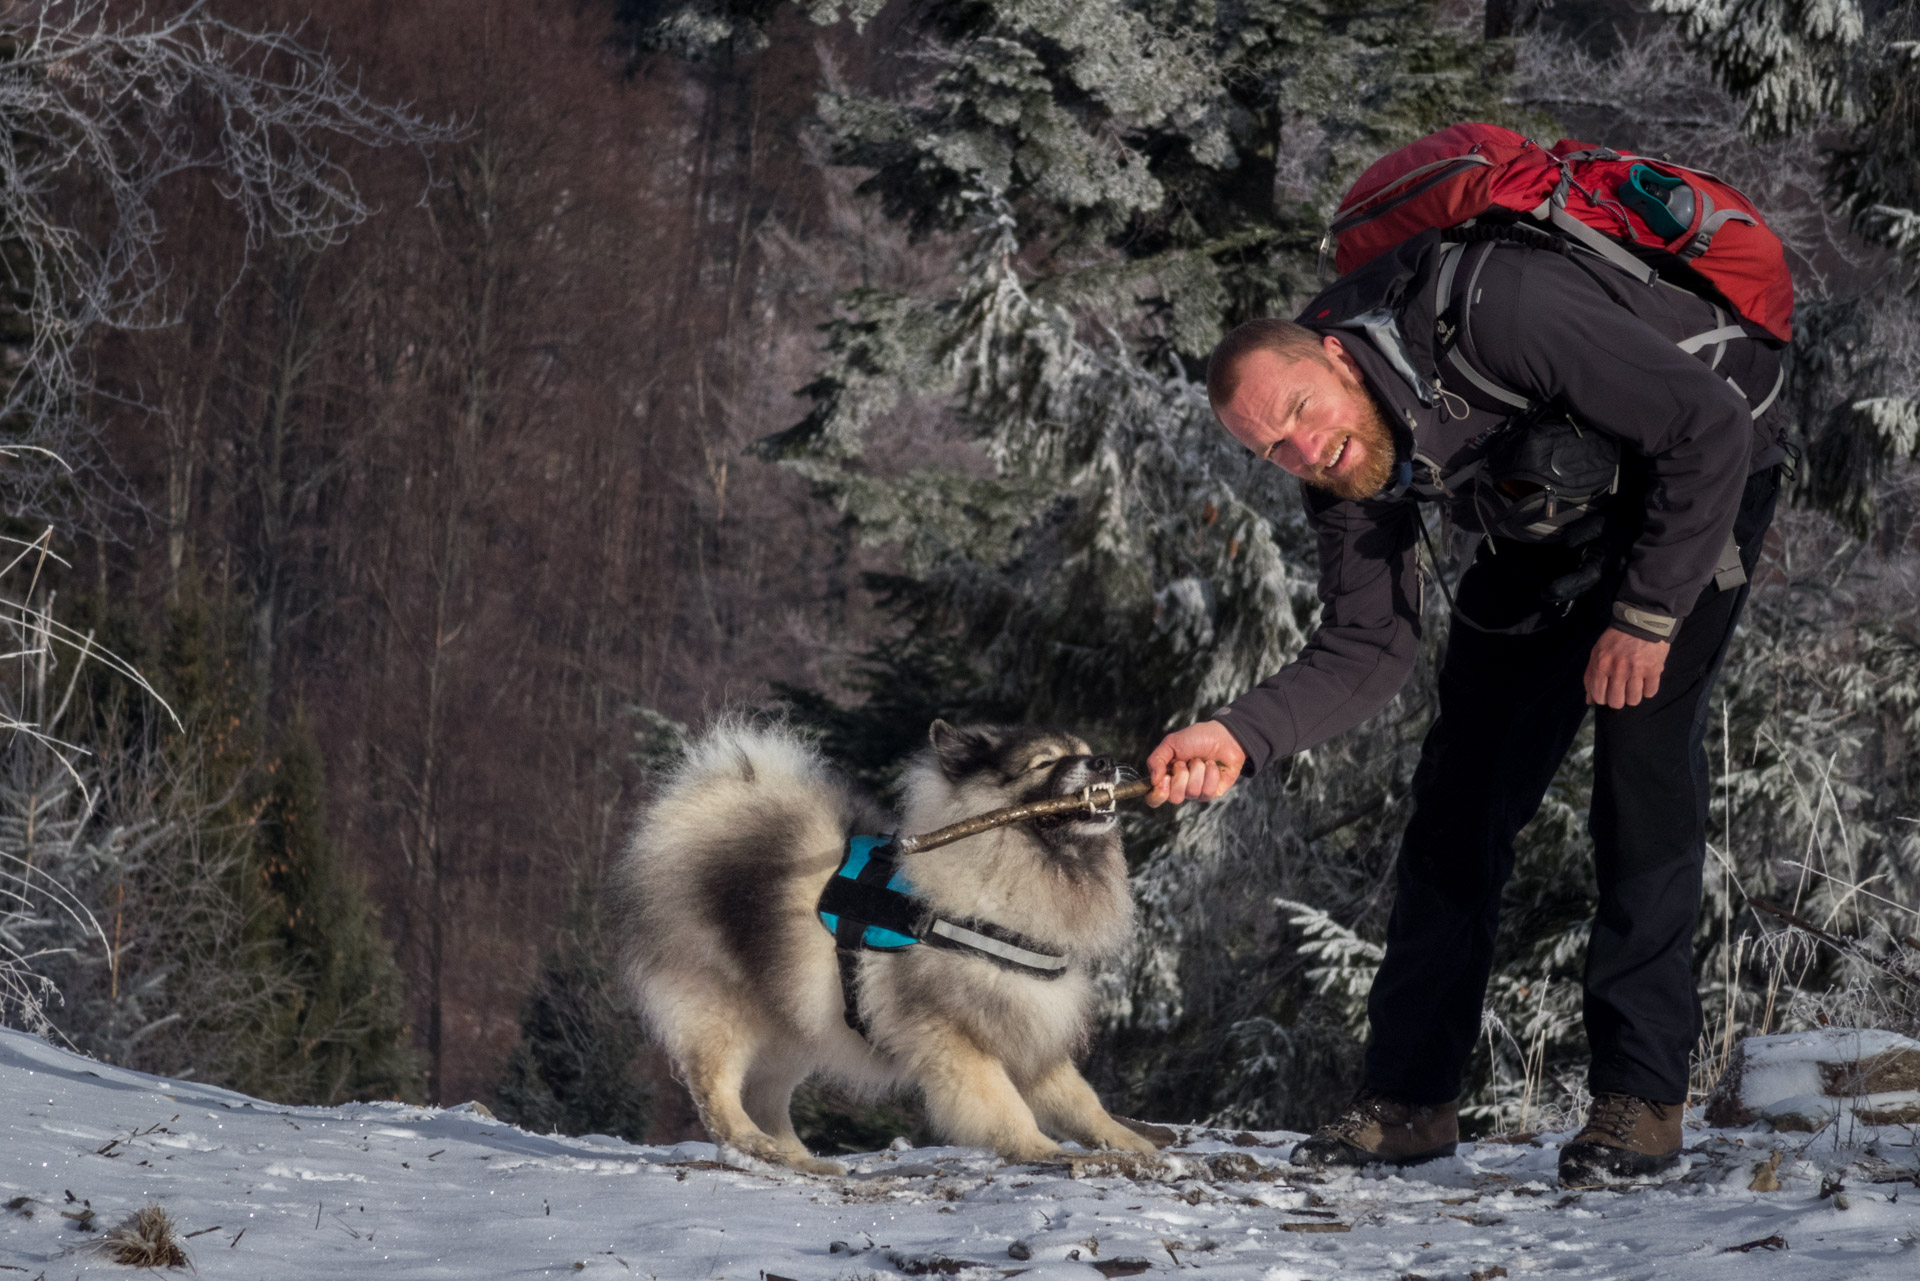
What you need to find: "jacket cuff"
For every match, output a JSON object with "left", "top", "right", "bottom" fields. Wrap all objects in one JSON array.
[
  {"left": 1211, "top": 708, "right": 1271, "bottom": 778},
  {"left": 1611, "top": 600, "right": 1679, "bottom": 645}
]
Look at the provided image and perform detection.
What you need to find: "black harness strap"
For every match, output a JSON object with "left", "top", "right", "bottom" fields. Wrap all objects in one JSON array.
[
  {"left": 819, "top": 837, "right": 1070, "bottom": 1040},
  {"left": 834, "top": 948, "right": 869, "bottom": 1039},
  {"left": 828, "top": 840, "right": 912, "bottom": 1037},
  {"left": 819, "top": 874, "right": 930, "bottom": 940}
]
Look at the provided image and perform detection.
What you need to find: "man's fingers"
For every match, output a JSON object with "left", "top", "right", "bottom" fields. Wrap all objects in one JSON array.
[
  {"left": 1199, "top": 761, "right": 1221, "bottom": 799},
  {"left": 1146, "top": 741, "right": 1174, "bottom": 784}
]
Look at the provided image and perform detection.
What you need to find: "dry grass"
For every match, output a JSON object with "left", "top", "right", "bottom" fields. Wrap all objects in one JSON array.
[{"left": 99, "top": 1205, "right": 188, "bottom": 1269}]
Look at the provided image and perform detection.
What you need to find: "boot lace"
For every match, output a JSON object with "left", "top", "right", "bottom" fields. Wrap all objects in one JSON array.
[
  {"left": 1324, "top": 1088, "right": 1397, "bottom": 1141},
  {"left": 1584, "top": 1093, "right": 1654, "bottom": 1143}
]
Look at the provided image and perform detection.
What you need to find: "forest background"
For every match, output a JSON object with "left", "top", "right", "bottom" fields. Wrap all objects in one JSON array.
[{"left": 1, "top": 0, "right": 1914, "bottom": 1151}]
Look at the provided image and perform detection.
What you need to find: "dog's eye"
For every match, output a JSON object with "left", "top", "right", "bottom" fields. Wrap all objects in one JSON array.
[{"left": 1025, "top": 753, "right": 1061, "bottom": 772}]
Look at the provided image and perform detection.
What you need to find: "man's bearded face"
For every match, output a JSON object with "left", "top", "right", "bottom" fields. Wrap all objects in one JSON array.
[{"left": 1214, "top": 341, "right": 1399, "bottom": 502}]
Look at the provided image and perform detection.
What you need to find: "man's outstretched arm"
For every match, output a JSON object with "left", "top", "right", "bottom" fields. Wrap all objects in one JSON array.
[{"left": 1149, "top": 491, "right": 1422, "bottom": 806}]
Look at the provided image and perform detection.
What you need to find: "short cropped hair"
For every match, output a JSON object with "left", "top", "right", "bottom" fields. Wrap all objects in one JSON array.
[{"left": 1206, "top": 318, "right": 1328, "bottom": 408}]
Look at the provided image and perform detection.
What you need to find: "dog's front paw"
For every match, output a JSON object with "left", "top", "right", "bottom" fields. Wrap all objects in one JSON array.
[
  {"left": 792, "top": 1155, "right": 846, "bottom": 1176},
  {"left": 1097, "top": 1124, "right": 1162, "bottom": 1155},
  {"left": 996, "top": 1138, "right": 1069, "bottom": 1165}
]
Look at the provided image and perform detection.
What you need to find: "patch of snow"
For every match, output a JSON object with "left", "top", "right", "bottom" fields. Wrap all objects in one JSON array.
[
  {"left": 1739, "top": 1029, "right": 1919, "bottom": 1100},
  {"left": 2, "top": 1026, "right": 1918, "bottom": 1276}
]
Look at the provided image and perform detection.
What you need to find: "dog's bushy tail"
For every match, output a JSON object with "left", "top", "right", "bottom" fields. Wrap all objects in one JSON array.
[
  {"left": 613, "top": 718, "right": 879, "bottom": 998},
  {"left": 663, "top": 717, "right": 831, "bottom": 807},
  {"left": 628, "top": 718, "right": 850, "bottom": 873}
]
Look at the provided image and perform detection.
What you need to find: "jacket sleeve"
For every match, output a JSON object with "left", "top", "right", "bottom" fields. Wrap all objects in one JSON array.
[
  {"left": 1215, "top": 488, "right": 1422, "bottom": 775},
  {"left": 1465, "top": 247, "right": 1752, "bottom": 632}
]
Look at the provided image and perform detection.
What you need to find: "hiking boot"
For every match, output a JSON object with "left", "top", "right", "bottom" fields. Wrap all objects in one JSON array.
[
  {"left": 1558, "top": 1093, "right": 1683, "bottom": 1186},
  {"left": 1289, "top": 1089, "right": 1459, "bottom": 1169}
]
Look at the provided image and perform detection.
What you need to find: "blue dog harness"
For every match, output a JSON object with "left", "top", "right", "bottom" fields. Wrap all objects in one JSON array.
[{"left": 818, "top": 835, "right": 1069, "bottom": 1038}]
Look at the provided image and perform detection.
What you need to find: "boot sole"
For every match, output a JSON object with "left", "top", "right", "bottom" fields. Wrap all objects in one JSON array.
[
  {"left": 1557, "top": 1141, "right": 1680, "bottom": 1186},
  {"left": 1291, "top": 1139, "right": 1459, "bottom": 1170}
]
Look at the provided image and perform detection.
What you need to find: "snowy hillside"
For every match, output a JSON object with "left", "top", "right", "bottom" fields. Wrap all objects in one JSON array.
[{"left": 1, "top": 1027, "right": 1916, "bottom": 1279}]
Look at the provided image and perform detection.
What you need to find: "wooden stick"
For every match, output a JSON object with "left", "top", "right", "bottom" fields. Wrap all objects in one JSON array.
[{"left": 896, "top": 779, "right": 1152, "bottom": 855}]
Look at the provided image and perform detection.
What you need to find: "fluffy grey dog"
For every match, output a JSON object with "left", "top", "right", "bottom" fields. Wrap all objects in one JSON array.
[{"left": 613, "top": 718, "right": 1156, "bottom": 1174}]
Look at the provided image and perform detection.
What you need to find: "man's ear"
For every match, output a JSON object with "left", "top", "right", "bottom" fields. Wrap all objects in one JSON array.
[
  {"left": 1322, "top": 334, "right": 1363, "bottom": 384},
  {"left": 928, "top": 720, "right": 989, "bottom": 781}
]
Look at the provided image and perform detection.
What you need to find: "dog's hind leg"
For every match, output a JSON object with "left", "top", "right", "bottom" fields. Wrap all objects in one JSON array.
[
  {"left": 673, "top": 1012, "right": 811, "bottom": 1173},
  {"left": 1023, "top": 1057, "right": 1159, "bottom": 1154},
  {"left": 743, "top": 1055, "right": 843, "bottom": 1176},
  {"left": 905, "top": 1030, "right": 1063, "bottom": 1164}
]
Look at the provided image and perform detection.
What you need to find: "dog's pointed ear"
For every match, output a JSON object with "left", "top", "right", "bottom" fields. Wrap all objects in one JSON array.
[{"left": 928, "top": 719, "right": 988, "bottom": 781}]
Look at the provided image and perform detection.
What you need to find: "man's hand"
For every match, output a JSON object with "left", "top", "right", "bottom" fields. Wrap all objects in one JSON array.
[
  {"left": 1145, "top": 720, "right": 1246, "bottom": 807},
  {"left": 1585, "top": 627, "right": 1671, "bottom": 708}
]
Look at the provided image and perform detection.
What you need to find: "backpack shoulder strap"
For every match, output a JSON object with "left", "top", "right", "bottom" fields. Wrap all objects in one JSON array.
[
  {"left": 1432, "top": 229, "right": 1776, "bottom": 422},
  {"left": 1433, "top": 239, "right": 1535, "bottom": 413}
]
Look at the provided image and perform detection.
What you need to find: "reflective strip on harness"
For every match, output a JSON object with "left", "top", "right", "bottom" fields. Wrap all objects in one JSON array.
[
  {"left": 1447, "top": 347, "right": 1532, "bottom": 411},
  {"left": 927, "top": 919, "right": 1070, "bottom": 975},
  {"left": 817, "top": 835, "right": 1068, "bottom": 975}
]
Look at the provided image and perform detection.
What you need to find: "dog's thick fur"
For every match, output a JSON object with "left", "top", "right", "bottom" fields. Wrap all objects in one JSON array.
[{"left": 613, "top": 718, "right": 1155, "bottom": 1173}]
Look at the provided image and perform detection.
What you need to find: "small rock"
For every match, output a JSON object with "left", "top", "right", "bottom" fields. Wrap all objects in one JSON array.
[
  {"left": 1063, "top": 1151, "right": 1179, "bottom": 1181},
  {"left": 1854, "top": 1091, "right": 1920, "bottom": 1126},
  {"left": 1206, "top": 1152, "right": 1270, "bottom": 1182},
  {"left": 1706, "top": 1029, "right": 1920, "bottom": 1126},
  {"left": 1762, "top": 1095, "right": 1839, "bottom": 1132}
]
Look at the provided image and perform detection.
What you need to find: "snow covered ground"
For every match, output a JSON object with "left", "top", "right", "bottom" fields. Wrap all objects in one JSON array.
[{"left": 2, "top": 1027, "right": 1917, "bottom": 1279}]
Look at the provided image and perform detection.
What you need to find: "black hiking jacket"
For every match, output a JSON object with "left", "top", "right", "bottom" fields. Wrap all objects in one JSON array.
[{"left": 1214, "top": 231, "right": 1785, "bottom": 776}]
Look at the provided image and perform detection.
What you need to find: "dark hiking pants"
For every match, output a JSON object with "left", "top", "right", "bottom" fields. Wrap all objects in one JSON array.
[{"left": 1362, "top": 466, "right": 1780, "bottom": 1106}]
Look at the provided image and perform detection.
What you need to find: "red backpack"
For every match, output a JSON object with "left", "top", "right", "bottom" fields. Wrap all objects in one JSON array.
[{"left": 1324, "top": 123, "right": 1793, "bottom": 343}]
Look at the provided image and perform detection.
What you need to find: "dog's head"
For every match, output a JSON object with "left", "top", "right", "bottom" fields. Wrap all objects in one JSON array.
[
  {"left": 913, "top": 719, "right": 1122, "bottom": 846},
  {"left": 898, "top": 720, "right": 1132, "bottom": 957}
]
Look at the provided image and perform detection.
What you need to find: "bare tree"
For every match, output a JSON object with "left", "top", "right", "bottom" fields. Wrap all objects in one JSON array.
[{"left": 0, "top": 0, "right": 454, "bottom": 528}]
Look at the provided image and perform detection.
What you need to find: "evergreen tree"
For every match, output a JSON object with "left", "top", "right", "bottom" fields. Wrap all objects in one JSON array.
[
  {"left": 2, "top": 576, "right": 424, "bottom": 1105},
  {"left": 255, "top": 716, "right": 422, "bottom": 1104},
  {"left": 494, "top": 898, "right": 652, "bottom": 1142},
  {"left": 1652, "top": 0, "right": 1920, "bottom": 532}
]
